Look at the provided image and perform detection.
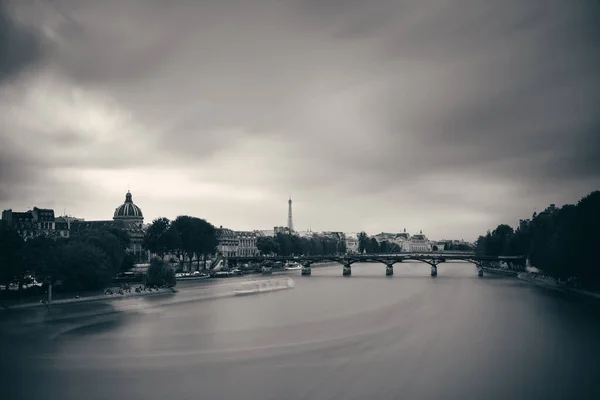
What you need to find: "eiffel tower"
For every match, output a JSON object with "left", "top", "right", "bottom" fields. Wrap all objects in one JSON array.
[{"left": 287, "top": 197, "right": 294, "bottom": 232}]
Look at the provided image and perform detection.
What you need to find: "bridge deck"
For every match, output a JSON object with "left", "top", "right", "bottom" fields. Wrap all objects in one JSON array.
[{"left": 227, "top": 253, "right": 526, "bottom": 263}]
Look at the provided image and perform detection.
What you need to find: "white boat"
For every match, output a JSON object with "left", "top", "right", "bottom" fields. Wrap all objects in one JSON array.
[{"left": 285, "top": 262, "right": 302, "bottom": 270}]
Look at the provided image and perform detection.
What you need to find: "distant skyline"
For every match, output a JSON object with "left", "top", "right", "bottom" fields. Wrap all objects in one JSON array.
[{"left": 1, "top": 1, "right": 599, "bottom": 241}]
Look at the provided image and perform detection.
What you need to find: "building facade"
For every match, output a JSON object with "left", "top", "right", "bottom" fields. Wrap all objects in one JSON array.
[
  {"left": 1, "top": 207, "right": 69, "bottom": 240},
  {"left": 408, "top": 231, "right": 432, "bottom": 252},
  {"left": 237, "top": 231, "right": 259, "bottom": 257},
  {"left": 373, "top": 230, "right": 412, "bottom": 252},
  {"left": 2, "top": 191, "right": 148, "bottom": 260},
  {"left": 370, "top": 229, "right": 435, "bottom": 252},
  {"left": 274, "top": 226, "right": 293, "bottom": 235},
  {"left": 344, "top": 232, "right": 359, "bottom": 254},
  {"left": 217, "top": 227, "right": 259, "bottom": 257}
]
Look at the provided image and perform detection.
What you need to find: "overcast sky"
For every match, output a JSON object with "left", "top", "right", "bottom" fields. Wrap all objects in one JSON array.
[{"left": 1, "top": 0, "right": 599, "bottom": 240}]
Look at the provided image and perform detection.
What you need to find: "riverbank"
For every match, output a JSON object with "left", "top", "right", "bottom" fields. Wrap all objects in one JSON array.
[
  {"left": 481, "top": 267, "right": 519, "bottom": 277},
  {"left": 0, "top": 267, "right": 308, "bottom": 312},
  {"left": 0, "top": 277, "right": 296, "bottom": 333},
  {"left": 517, "top": 272, "right": 600, "bottom": 301},
  {"left": 1, "top": 285, "right": 176, "bottom": 311}
]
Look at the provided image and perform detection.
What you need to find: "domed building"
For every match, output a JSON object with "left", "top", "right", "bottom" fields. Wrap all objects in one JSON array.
[
  {"left": 113, "top": 191, "right": 145, "bottom": 257},
  {"left": 114, "top": 191, "right": 143, "bottom": 226}
]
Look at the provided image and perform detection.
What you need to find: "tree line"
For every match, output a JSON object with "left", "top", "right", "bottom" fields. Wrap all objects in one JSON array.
[
  {"left": 476, "top": 191, "right": 600, "bottom": 287},
  {"left": 0, "top": 225, "right": 134, "bottom": 297},
  {"left": 256, "top": 233, "right": 347, "bottom": 256},
  {"left": 142, "top": 216, "right": 218, "bottom": 270},
  {"left": 357, "top": 232, "right": 402, "bottom": 254},
  {"left": 443, "top": 242, "right": 474, "bottom": 251}
]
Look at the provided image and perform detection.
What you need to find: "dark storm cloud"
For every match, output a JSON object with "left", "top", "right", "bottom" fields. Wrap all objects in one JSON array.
[
  {"left": 0, "top": 137, "right": 44, "bottom": 202},
  {"left": 279, "top": 0, "right": 600, "bottom": 191},
  {"left": 1, "top": 0, "right": 599, "bottom": 237},
  {"left": 0, "top": 1, "right": 41, "bottom": 82}
]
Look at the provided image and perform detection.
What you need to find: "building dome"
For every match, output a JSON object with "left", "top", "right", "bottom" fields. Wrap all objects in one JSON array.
[{"left": 113, "top": 191, "right": 143, "bottom": 219}]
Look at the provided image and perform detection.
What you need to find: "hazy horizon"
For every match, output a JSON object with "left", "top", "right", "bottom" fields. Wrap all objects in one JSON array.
[{"left": 1, "top": 0, "right": 599, "bottom": 241}]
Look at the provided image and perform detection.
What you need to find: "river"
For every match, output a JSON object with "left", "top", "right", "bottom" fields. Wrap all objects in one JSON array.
[{"left": 1, "top": 262, "right": 599, "bottom": 399}]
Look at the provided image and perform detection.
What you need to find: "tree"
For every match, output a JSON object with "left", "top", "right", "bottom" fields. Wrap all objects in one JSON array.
[
  {"left": 164, "top": 224, "right": 183, "bottom": 264},
  {"left": 21, "top": 235, "right": 61, "bottom": 284},
  {"left": 143, "top": 217, "right": 171, "bottom": 258},
  {"left": 0, "top": 226, "right": 26, "bottom": 291},
  {"left": 107, "top": 227, "right": 130, "bottom": 251},
  {"left": 275, "top": 233, "right": 293, "bottom": 256},
  {"left": 368, "top": 237, "right": 380, "bottom": 254},
  {"left": 308, "top": 236, "right": 323, "bottom": 255},
  {"left": 256, "top": 236, "right": 279, "bottom": 255},
  {"left": 488, "top": 224, "right": 514, "bottom": 256},
  {"left": 167, "top": 216, "right": 218, "bottom": 270},
  {"left": 379, "top": 240, "right": 390, "bottom": 253},
  {"left": 432, "top": 245, "right": 438, "bottom": 251},
  {"left": 575, "top": 191, "right": 600, "bottom": 283},
  {"left": 337, "top": 239, "right": 347, "bottom": 254},
  {"left": 192, "top": 218, "right": 218, "bottom": 270},
  {"left": 146, "top": 258, "right": 176, "bottom": 288},
  {"left": 171, "top": 216, "right": 196, "bottom": 269},
  {"left": 358, "top": 232, "right": 369, "bottom": 254},
  {"left": 59, "top": 241, "right": 113, "bottom": 291},
  {"left": 475, "top": 190, "right": 600, "bottom": 288},
  {"left": 78, "top": 230, "right": 127, "bottom": 277},
  {"left": 120, "top": 253, "right": 136, "bottom": 272}
]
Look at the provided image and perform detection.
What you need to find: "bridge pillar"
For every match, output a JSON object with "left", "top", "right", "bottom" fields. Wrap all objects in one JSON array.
[
  {"left": 477, "top": 263, "right": 483, "bottom": 277},
  {"left": 430, "top": 264, "right": 438, "bottom": 277},
  {"left": 301, "top": 262, "right": 312, "bottom": 276},
  {"left": 342, "top": 262, "right": 351, "bottom": 276},
  {"left": 385, "top": 263, "right": 393, "bottom": 276}
]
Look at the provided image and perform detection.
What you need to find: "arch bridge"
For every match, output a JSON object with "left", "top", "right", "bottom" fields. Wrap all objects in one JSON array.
[{"left": 226, "top": 253, "right": 527, "bottom": 277}]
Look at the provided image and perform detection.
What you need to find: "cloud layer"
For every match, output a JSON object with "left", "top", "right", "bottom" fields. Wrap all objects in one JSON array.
[{"left": 1, "top": 0, "right": 599, "bottom": 240}]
